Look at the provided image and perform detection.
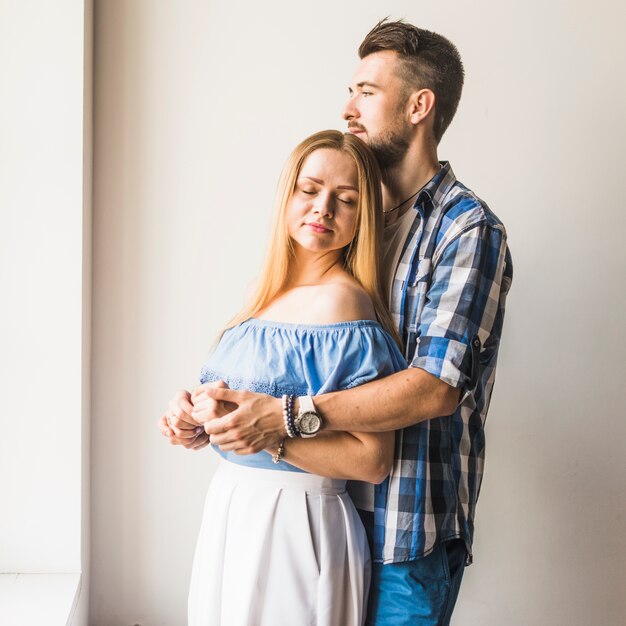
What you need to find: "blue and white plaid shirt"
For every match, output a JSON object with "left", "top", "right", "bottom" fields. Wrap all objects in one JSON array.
[{"left": 373, "top": 162, "right": 513, "bottom": 564}]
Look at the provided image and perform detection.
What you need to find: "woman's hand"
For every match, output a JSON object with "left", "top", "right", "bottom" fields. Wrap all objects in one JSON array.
[
  {"left": 159, "top": 389, "right": 209, "bottom": 450},
  {"left": 158, "top": 381, "right": 237, "bottom": 451},
  {"left": 201, "top": 388, "right": 285, "bottom": 454}
]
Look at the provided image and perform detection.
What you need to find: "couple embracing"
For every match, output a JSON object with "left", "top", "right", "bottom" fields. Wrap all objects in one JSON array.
[{"left": 160, "top": 18, "right": 513, "bottom": 626}]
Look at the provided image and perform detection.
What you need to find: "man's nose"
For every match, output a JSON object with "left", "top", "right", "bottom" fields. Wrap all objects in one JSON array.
[{"left": 342, "top": 96, "right": 358, "bottom": 121}]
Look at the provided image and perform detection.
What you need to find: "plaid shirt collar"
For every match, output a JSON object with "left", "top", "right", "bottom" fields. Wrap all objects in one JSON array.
[{"left": 414, "top": 161, "right": 456, "bottom": 215}]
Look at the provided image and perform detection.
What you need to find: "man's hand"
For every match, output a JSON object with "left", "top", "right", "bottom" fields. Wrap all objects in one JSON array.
[
  {"left": 201, "top": 388, "right": 285, "bottom": 455},
  {"left": 190, "top": 380, "right": 236, "bottom": 425},
  {"left": 158, "top": 389, "right": 209, "bottom": 450}
]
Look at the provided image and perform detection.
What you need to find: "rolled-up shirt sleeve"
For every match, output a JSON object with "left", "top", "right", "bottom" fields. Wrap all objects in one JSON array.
[{"left": 409, "top": 221, "right": 511, "bottom": 392}]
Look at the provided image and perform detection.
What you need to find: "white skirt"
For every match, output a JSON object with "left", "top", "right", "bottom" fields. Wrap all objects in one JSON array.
[{"left": 188, "top": 460, "right": 370, "bottom": 626}]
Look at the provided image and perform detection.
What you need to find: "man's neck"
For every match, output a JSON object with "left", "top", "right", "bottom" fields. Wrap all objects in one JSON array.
[{"left": 381, "top": 141, "right": 440, "bottom": 225}]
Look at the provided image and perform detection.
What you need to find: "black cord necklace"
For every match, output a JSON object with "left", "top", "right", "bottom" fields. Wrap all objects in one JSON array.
[{"left": 384, "top": 189, "right": 421, "bottom": 216}]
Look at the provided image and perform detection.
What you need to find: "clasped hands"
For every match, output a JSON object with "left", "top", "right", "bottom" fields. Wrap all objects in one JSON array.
[{"left": 158, "top": 381, "right": 285, "bottom": 455}]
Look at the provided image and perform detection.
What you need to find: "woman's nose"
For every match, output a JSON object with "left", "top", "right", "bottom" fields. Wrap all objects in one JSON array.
[{"left": 314, "top": 193, "right": 333, "bottom": 217}]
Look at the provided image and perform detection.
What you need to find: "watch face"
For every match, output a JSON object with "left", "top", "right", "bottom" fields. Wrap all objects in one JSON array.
[{"left": 299, "top": 411, "right": 321, "bottom": 434}]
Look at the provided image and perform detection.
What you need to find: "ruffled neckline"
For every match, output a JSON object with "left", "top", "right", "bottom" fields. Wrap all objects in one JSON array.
[{"left": 241, "top": 317, "right": 382, "bottom": 332}]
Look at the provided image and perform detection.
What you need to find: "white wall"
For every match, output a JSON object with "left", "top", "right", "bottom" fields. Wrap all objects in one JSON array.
[
  {"left": 91, "top": 1, "right": 626, "bottom": 625},
  {"left": 0, "top": 0, "right": 91, "bottom": 584}
]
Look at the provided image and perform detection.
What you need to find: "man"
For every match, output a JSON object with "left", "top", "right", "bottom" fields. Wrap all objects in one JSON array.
[{"left": 162, "top": 19, "right": 512, "bottom": 625}]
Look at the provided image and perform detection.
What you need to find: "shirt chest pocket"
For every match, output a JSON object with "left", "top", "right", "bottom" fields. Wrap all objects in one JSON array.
[{"left": 404, "top": 257, "right": 432, "bottom": 334}]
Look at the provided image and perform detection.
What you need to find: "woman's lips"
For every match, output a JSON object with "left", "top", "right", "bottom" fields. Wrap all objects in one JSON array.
[{"left": 306, "top": 222, "right": 332, "bottom": 233}]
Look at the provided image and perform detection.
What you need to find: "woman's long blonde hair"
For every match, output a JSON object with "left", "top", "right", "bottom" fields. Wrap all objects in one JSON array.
[{"left": 226, "top": 130, "right": 400, "bottom": 345}]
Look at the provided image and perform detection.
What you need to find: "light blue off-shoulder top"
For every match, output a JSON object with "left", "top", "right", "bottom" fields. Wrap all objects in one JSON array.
[{"left": 200, "top": 317, "right": 407, "bottom": 471}]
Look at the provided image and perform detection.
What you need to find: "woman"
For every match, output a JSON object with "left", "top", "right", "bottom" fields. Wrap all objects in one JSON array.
[{"left": 162, "top": 130, "right": 406, "bottom": 625}]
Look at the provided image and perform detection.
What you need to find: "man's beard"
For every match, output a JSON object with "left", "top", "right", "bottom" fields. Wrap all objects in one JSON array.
[{"left": 368, "top": 122, "right": 411, "bottom": 172}]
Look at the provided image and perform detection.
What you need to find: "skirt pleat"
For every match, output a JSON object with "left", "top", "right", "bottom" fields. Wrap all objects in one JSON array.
[{"left": 188, "top": 460, "right": 370, "bottom": 626}]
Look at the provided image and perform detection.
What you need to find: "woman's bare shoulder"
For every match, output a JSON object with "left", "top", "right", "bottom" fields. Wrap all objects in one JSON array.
[{"left": 313, "top": 277, "right": 377, "bottom": 324}]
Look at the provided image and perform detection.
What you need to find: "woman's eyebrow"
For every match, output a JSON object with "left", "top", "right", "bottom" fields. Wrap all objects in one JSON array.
[{"left": 300, "top": 176, "right": 358, "bottom": 192}]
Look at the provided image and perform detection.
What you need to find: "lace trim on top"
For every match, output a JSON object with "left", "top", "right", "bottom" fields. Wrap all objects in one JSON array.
[{"left": 199, "top": 369, "right": 311, "bottom": 398}]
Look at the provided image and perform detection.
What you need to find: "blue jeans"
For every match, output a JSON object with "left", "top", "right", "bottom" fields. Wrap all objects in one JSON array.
[{"left": 360, "top": 512, "right": 466, "bottom": 626}]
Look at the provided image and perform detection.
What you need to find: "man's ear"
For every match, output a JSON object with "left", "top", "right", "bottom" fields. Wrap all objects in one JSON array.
[{"left": 408, "top": 89, "right": 436, "bottom": 126}]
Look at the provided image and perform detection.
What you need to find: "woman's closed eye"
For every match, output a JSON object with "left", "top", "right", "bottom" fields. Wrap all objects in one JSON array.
[{"left": 337, "top": 195, "right": 357, "bottom": 205}]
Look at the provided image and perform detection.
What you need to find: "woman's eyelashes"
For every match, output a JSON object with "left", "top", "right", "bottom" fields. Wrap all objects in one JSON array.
[
  {"left": 300, "top": 188, "right": 357, "bottom": 205},
  {"left": 337, "top": 196, "right": 356, "bottom": 205}
]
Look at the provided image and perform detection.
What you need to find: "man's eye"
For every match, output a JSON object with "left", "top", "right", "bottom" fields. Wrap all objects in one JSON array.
[{"left": 362, "top": 91, "right": 373, "bottom": 97}]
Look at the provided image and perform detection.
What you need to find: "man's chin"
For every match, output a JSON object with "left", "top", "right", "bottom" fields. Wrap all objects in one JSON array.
[{"left": 370, "top": 140, "right": 408, "bottom": 171}]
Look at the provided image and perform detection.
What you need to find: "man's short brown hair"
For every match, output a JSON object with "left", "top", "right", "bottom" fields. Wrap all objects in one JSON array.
[{"left": 359, "top": 19, "right": 464, "bottom": 143}]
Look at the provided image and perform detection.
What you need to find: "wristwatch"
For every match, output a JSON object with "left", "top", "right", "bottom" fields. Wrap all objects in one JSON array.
[{"left": 294, "top": 395, "right": 322, "bottom": 438}]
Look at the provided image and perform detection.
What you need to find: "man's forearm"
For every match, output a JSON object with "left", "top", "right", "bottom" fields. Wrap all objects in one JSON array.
[
  {"left": 314, "top": 367, "right": 461, "bottom": 433},
  {"left": 202, "top": 369, "right": 460, "bottom": 455}
]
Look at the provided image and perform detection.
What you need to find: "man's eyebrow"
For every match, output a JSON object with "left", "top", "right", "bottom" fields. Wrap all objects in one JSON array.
[
  {"left": 300, "top": 176, "right": 358, "bottom": 192},
  {"left": 357, "top": 81, "right": 380, "bottom": 89},
  {"left": 348, "top": 81, "right": 380, "bottom": 94}
]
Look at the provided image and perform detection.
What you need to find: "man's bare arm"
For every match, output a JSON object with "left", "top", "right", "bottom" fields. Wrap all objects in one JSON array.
[
  {"left": 203, "top": 367, "right": 460, "bottom": 454},
  {"left": 316, "top": 366, "right": 460, "bottom": 432}
]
